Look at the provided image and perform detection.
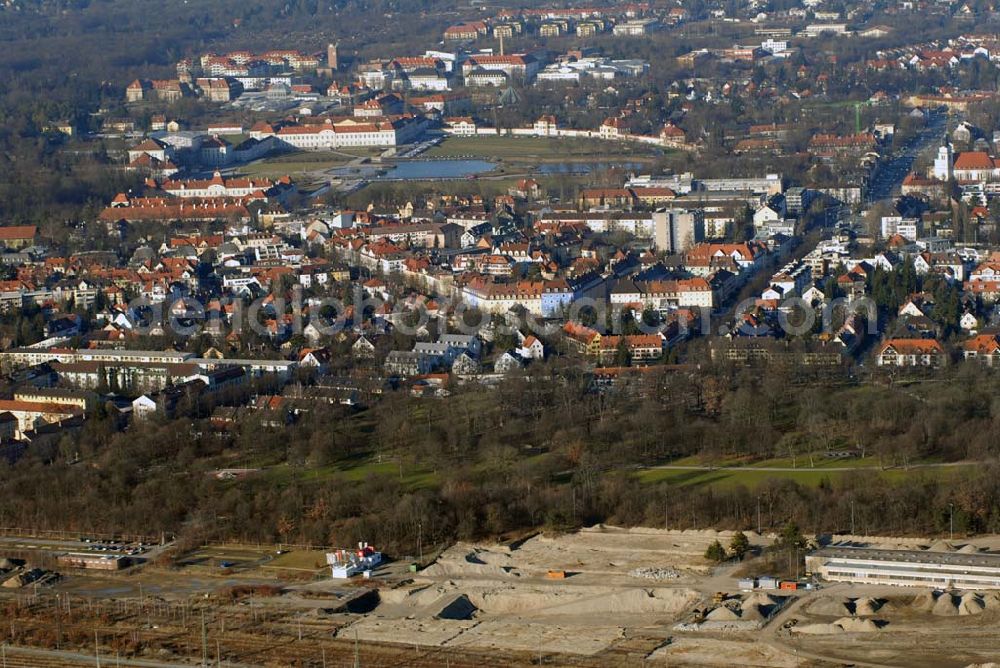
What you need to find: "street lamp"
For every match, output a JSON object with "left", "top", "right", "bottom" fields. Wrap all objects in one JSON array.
[{"left": 949, "top": 503, "right": 954, "bottom": 542}]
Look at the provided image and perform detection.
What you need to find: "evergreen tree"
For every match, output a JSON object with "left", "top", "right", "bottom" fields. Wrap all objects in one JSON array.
[
  {"left": 729, "top": 531, "right": 750, "bottom": 560},
  {"left": 705, "top": 540, "right": 728, "bottom": 563}
]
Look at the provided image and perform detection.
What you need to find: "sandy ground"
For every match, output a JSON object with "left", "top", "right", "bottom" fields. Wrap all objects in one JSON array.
[
  {"left": 648, "top": 637, "right": 805, "bottom": 667},
  {"left": 333, "top": 526, "right": 745, "bottom": 656},
  {"left": 348, "top": 527, "right": 1000, "bottom": 665},
  {"left": 766, "top": 584, "right": 1000, "bottom": 667},
  {"left": 424, "top": 525, "right": 769, "bottom": 581},
  {"left": 825, "top": 533, "right": 1000, "bottom": 552}
]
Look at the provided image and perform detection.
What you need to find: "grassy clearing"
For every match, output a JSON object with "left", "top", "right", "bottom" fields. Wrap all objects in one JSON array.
[
  {"left": 242, "top": 158, "right": 351, "bottom": 178},
  {"left": 425, "top": 135, "right": 661, "bottom": 162},
  {"left": 266, "top": 549, "right": 328, "bottom": 571},
  {"left": 257, "top": 458, "right": 439, "bottom": 490},
  {"left": 635, "top": 461, "right": 976, "bottom": 489}
]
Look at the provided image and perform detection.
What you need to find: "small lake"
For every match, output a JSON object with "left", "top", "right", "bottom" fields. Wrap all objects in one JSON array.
[
  {"left": 328, "top": 159, "right": 497, "bottom": 182},
  {"left": 326, "top": 158, "right": 647, "bottom": 182},
  {"left": 379, "top": 159, "right": 497, "bottom": 181}
]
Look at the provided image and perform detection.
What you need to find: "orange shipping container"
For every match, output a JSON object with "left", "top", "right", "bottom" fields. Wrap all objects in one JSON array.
[
  {"left": 779, "top": 581, "right": 798, "bottom": 590},
  {"left": 546, "top": 569, "right": 566, "bottom": 579}
]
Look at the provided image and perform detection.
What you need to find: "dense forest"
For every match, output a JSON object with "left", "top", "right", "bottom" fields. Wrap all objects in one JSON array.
[{"left": 2, "top": 361, "right": 1000, "bottom": 557}]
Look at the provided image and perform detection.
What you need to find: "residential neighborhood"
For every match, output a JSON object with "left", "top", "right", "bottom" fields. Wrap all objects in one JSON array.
[{"left": 7, "top": 1, "right": 1000, "bottom": 665}]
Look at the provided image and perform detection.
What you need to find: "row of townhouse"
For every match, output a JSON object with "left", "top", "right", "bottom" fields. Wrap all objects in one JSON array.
[
  {"left": 0, "top": 348, "right": 296, "bottom": 382},
  {"left": 562, "top": 323, "right": 667, "bottom": 363},
  {"left": 460, "top": 277, "right": 576, "bottom": 316},
  {"left": 609, "top": 277, "right": 715, "bottom": 311},
  {"left": 683, "top": 241, "right": 770, "bottom": 278},
  {"left": 876, "top": 334, "right": 1000, "bottom": 368}
]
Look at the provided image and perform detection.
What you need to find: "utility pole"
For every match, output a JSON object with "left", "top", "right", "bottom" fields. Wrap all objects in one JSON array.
[
  {"left": 417, "top": 522, "right": 423, "bottom": 564},
  {"left": 353, "top": 630, "right": 361, "bottom": 668},
  {"left": 756, "top": 496, "right": 761, "bottom": 534},
  {"left": 95, "top": 630, "right": 101, "bottom": 668},
  {"left": 201, "top": 611, "right": 208, "bottom": 668},
  {"left": 950, "top": 503, "right": 955, "bottom": 541},
  {"left": 851, "top": 500, "right": 855, "bottom": 535}
]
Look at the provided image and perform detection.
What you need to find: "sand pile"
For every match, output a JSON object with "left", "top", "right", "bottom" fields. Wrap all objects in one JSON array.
[
  {"left": 744, "top": 592, "right": 783, "bottom": 616},
  {"left": 836, "top": 617, "right": 882, "bottom": 632},
  {"left": 911, "top": 590, "right": 939, "bottom": 613},
  {"left": 706, "top": 605, "right": 741, "bottom": 621},
  {"left": 927, "top": 540, "right": 957, "bottom": 553},
  {"left": 853, "top": 597, "right": 883, "bottom": 616},
  {"left": 807, "top": 596, "right": 853, "bottom": 616},
  {"left": 745, "top": 592, "right": 781, "bottom": 608},
  {"left": 739, "top": 604, "right": 766, "bottom": 621},
  {"left": 436, "top": 594, "right": 478, "bottom": 620},
  {"left": 423, "top": 545, "right": 520, "bottom": 579},
  {"left": 959, "top": 593, "right": 986, "bottom": 616},
  {"left": 794, "top": 617, "right": 882, "bottom": 634},
  {"left": 958, "top": 544, "right": 981, "bottom": 554},
  {"left": 932, "top": 592, "right": 960, "bottom": 616},
  {"left": 466, "top": 585, "right": 698, "bottom": 617}
]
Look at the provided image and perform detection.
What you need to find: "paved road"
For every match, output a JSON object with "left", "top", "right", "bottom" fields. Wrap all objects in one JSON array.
[{"left": 866, "top": 109, "right": 948, "bottom": 203}]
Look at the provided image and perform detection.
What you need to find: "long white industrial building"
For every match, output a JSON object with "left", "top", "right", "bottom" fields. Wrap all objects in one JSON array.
[{"left": 806, "top": 548, "right": 1000, "bottom": 589}]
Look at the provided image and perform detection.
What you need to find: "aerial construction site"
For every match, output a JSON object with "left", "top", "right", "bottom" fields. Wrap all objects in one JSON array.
[{"left": 2, "top": 526, "right": 1000, "bottom": 666}]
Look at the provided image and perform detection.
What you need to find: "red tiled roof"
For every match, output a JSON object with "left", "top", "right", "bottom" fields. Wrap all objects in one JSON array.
[
  {"left": 954, "top": 151, "right": 995, "bottom": 170},
  {"left": 878, "top": 338, "right": 944, "bottom": 354},
  {"left": 0, "top": 226, "right": 37, "bottom": 240}
]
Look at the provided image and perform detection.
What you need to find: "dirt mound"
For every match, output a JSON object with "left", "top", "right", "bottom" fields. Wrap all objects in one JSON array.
[
  {"left": 958, "top": 544, "right": 981, "bottom": 554},
  {"left": 744, "top": 592, "right": 781, "bottom": 608},
  {"left": 983, "top": 592, "right": 1000, "bottom": 609},
  {"left": 807, "top": 596, "right": 853, "bottom": 616},
  {"left": 932, "top": 592, "right": 960, "bottom": 616},
  {"left": 379, "top": 584, "right": 433, "bottom": 605},
  {"left": 420, "top": 543, "right": 522, "bottom": 579},
  {"left": 835, "top": 616, "right": 881, "bottom": 632},
  {"left": 794, "top": 622, "right": 838, "bottom": 635},
  {"left": 927, "top": 540, "right": 957, "bottom": 553},
  {"left": 959, "top": 593, "right": 986, "bottom": 616},
  {"left": 743, "top": 593, "right": 783, "bottom": 617},
  {"left": 911, "top": 590, "right": 939, "bottom": 613},
  {"left": 853, "top": 597, "right": 884, "bottom": 616},
  {"left": 739, "top": 603, "right": 766, "bottom": 621},
  {"left": 467, "top": 585, "right": 697, "bottom": 617},
  {"left": 706, "top": 605, "right": 741, "bottom": 621},
  {"left": 436, "top": 594, "right": 478, "bottom": 620},
  {"left": 795, "top": 617, "right": 883, "bottom": 634}
]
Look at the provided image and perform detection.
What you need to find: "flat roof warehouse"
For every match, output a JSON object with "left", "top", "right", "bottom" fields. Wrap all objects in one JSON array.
[{"left": 807, "top": 547, "right": 1000, "bottom": 589}]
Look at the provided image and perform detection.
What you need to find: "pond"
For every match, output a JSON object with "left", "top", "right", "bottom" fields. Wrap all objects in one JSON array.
[
  {"left": 379, "top": 159, "right": 498, "bottom": 180},
  {"left": 328, "top": 159, "right": 498, "bottom": 182}
]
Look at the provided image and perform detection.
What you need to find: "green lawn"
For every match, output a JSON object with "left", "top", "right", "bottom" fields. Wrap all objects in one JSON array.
[
  {"left": 425, "top": 135, "right": 663, "bottom": 162},
  {"left": 636, "top": 467, "right": 838, "bottom": 488},
  {"left": 242, "top": 157, "right": 351, "bottom": 179},
  {"left": 635, "top": 461, "right": 977, "bottom": 489},
  {"left": 256, "top": 457, "right": 439, "bottom": 490}
]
